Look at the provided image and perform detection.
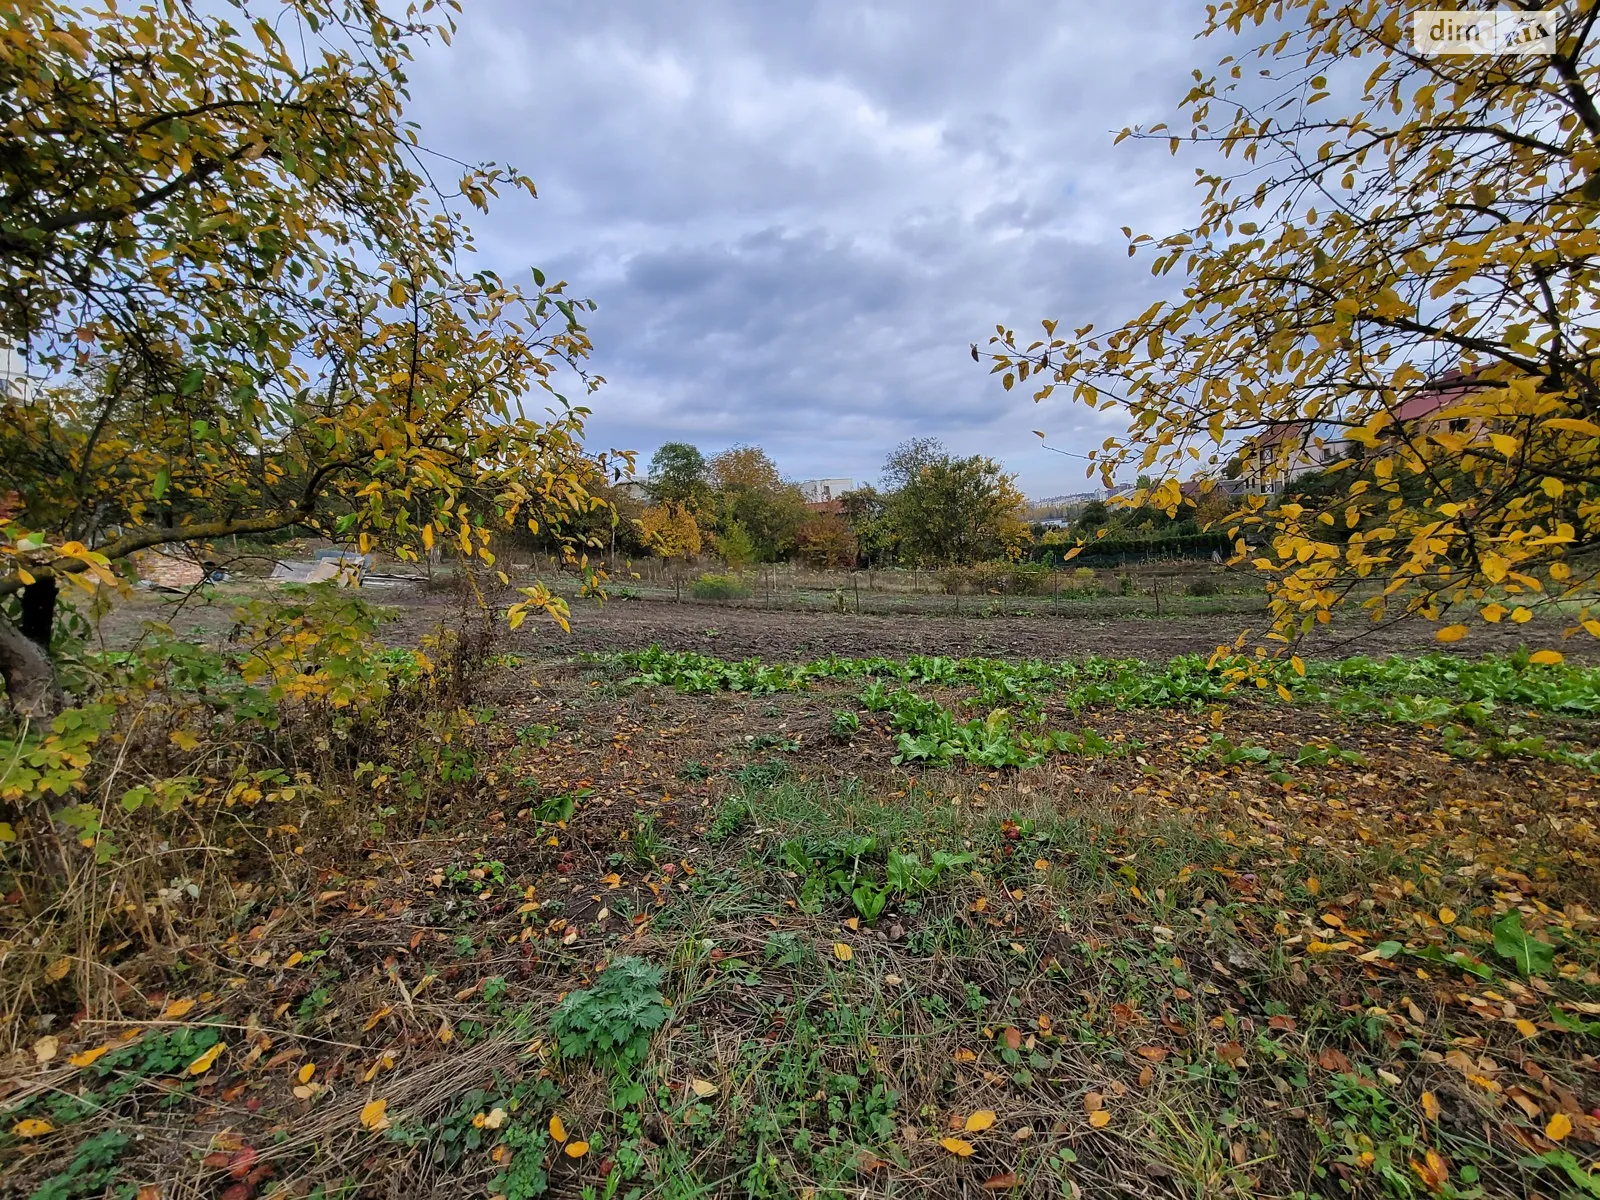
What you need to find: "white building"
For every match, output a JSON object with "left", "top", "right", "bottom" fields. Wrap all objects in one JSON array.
[
  {"left": 0, "top": 347, "right": 32, "bottom": 401},
  {"left": 799, "top": 478, "right": 853, "bottom": 503}
]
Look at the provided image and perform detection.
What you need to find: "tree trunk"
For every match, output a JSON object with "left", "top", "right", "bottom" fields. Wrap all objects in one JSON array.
[
  {"left": 20, "top": 577, "right": 57, "bottom": 647},
  {"left": 0, "top": 617, "right": 63, "bottom": 720}
]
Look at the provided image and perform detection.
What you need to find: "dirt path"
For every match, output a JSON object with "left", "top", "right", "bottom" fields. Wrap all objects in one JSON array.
[{"left": 476, "top": 593, "right": 1592, "bottom": 662}]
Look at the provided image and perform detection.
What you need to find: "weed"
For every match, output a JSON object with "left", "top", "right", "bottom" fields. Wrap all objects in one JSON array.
[{"left": 550, "top": 957, "right": 669, "bottom": 1070}]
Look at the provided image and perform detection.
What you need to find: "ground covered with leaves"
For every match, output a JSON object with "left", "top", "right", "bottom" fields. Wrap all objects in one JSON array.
[{"left": 5, "top": 612, "right": 1600, "bottom": 1199}]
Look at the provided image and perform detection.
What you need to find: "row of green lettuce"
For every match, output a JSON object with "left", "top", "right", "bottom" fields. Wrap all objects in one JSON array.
[{"left": 598, "top": 646, "right": 1600, "bottom": 773}]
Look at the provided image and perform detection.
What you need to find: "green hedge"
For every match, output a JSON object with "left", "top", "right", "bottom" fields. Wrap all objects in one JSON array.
[
  {"left": 692, "top": 572, "right": 753, "bottom": 600},
  {"left": 1040, "top": 531, "right": 1230, "bottom": 566}
]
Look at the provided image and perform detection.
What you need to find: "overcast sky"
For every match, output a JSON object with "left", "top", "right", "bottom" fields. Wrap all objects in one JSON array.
[{"left": 409, "top": 1, "right": 1220, "bottom": 498}]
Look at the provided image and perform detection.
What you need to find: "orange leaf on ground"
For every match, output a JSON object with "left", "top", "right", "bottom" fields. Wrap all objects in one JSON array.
[{"left": 940, "top": 1137, "right": 975, "bottom": 1157}]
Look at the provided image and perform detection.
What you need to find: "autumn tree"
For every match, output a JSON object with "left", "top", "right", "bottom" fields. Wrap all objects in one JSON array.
[
  {"left": 992, "top": 1, "right": 1600, "bottom": 655},
  {"left": 637, "top": 503, "right": 702, "bottom": 561},
  {"left": 882, "top": 440, "right": 1030, "bottom": 566},
  {"left": 0, "top": 0, "right": 626, "bottom": 715},
  {"left": 708, "top": 445, "right": 782, "bottom": 493},
  {"left": 796, "top": 515, "right": 858, "bottom": 569}
]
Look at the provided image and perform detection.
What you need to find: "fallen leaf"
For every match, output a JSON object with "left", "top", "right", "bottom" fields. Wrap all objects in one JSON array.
[
  {"left": 187, "top": 1043, "right": 225, "bottom": 1075},
  {"left": 33, "top": 1035, "right": 58, "bottom": 1064},
  {"left": 1089, "top": 1109, "right": 1112, "bottom": 1128},
  {"left": 549, "top": 1115, "right": 568, "bottom": 1143},
  {"left": 43, "top": 957, "right": 71, "bottom": 983},
  {"left": 136, "top": 1187, "right": 161, "bottom": 1200},
  {"left": 484, "top": 1108, "right": 507, "bottom": 1130},
  {"left": 1136, "top": 1045, "right": 1168, "bottom": 1062},
  {"left": 1514, "top": 1018, "right": 1538, "bottom": 1038},
  {"left": 1084, "top": 1092, "right": 1105, "bottom": 1113},
  {"left": 884, "top": 974, "right": 902, "bottom": 986},
  {"left": 564, "top": 1140, "right": 589, "bottom": 1158},
  {"left": 690, "top": 1079, "right": 719, "bottom": 1099},
  {"left": 965, "top": 1110, "right": 997, "bottom": 1133},
  {"left": 296, "top": 1062, "right": 316, "bottom": 1084},
  {"left": 69, "top": 1043, "right": 112, "bottom": 1069},
  {"left": 1439, "top": 907, "right": 1457, "bottom": 925},
  {"left": 1316, "top": 1047, "right": 1352, "bottom": 1073},
  {"left": 363, "top": 1006, "right": 392, "bottom": 1032},
  {"left": 1003, "top": 1027, "right": 1022, "bottom": 1051},
  {"left": 1547, "top": 1112, "right": 1573, "bottom": 1142},
  {"left": 491, "top": 1144, "right": 512, "bottom": 1165},
  {"left": 940, "top": 1137, "right": 975, "bottom": 1157},
  {"left": 954, "top": 1048, "right": 978, "bottom": 1063},
  {"left": 833, "top": 943, "right": 853, "bottom": 962},
  {"left": 983, "top": 1172, "right": 1021, "bottom": 1190},
  {"left": 12, "top": 1118, "right": 53, "bottom": 1137},
  {"left": 360, "top": 1099, "right": 389, "bottom": 1131},
  {"left": 163, "top": 998, "right": 196, "bottom": 1020},
  {"left": 1421, "top": 1091, "right": 1441, "bottom": 1121},
  {"left": 1411, "top": 1148, "right": 1448, "bottom": 1190}
]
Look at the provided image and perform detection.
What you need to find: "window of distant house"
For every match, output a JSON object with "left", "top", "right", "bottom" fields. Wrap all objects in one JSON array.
[{"left": 823, "top": 485, "right": 831, "bottom": 499}]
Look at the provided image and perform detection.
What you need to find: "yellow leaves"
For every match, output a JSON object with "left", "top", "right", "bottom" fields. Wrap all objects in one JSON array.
[
  {"left": 186, "top": 1043, "right": 225, "bottom": 1075},
  {"left": 12, "top": 1118, "right": 54, "bottom": 1138},
  {"left": 359, "top": 1099, "right": 389, "bottom": 1131},
  {"left": 296, "top": 1062, "right": 316, "bottom": 1084},
  {"left": 549, "top": 1115, "right": 569, "bottom": 1143},
  {"left": 1547, "top": 1112, "right": 1573, "bottom": 1142},
  {"left": 564, "top": 1140, "right": 590, "bottom": 1158},
  {"left": 833, "top": 943, "right": 853, "bottom": 962},
  {"left": 1530, "top": 649, "right": 1564, "bottom": 665},
  {"left": 1544, "top": 417, "right": 1600, "bottom": 437},
  {"left": 964, "top": 1110, "right": 997, "bottom": 1133},
  {"left": 44, "top": 956, "right": 72, "bottom": 983},
  {"left": 1511, "top": 606, "right": 1533, "bottom": 624},
  {"left": 940, "top": 1137, "right": 976, "bottom": 1157},
  {"left": 1481, "top": 603, "right": 1507, "bottom": 624},
  {"left": 1089, "top": 1109, "right": 1112, "bottom": 1128},
  {"left": 690, "top": 1079, "right": 719, "bottom": 1099},
  {"left": 1438, "top": 907, "right": 1457, "bottom": 925},
  {"left": 1488, "top": 433, "right": 1519, "bottom": 459},
  {"left": 1435, "top": 625, "right": 1468, "bottom": 643},
  {"left": 168, "top": 729, "right": 201, "bottom": 752},
  {"left": 1422, "top": 1091, "right": 1441, "bottom": 1121},
  {"left": 1513, "top": 1018, "right": 1538, "bottom": 1038},
  {"left": 163, "top": 997, "right": 196, "bottom": 1019}
]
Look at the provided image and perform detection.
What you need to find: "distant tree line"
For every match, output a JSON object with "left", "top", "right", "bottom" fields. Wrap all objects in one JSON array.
[{"left": 583, "top": 438, "right": 1033, "bottom": 570}]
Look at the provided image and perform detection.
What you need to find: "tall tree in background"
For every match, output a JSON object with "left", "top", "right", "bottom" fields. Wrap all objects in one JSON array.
[
  {"left": 0, "top": 0, "right": 622, "bottom": 714},
  {"left": 646, "top": 443, "right": 711, "bottom": 509},
  {"left": 991, "top": 1, "right": 1600, "bottom": 656},
  {"left": 883, "top": 439, "right": 1030, "bottom": 566}
]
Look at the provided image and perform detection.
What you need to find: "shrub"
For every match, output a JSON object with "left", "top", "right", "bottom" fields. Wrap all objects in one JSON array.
[
  {"left": 692, "top": 572, "right": 752, "bottom": 600},
  {"left": 1185, "top": 577, "right": 1223, "bottom": 597}
]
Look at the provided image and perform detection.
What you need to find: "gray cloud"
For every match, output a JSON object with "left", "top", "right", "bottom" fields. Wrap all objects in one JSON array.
[{"left": 408, "top": 0, "right": 1220, "bottom": 495}]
